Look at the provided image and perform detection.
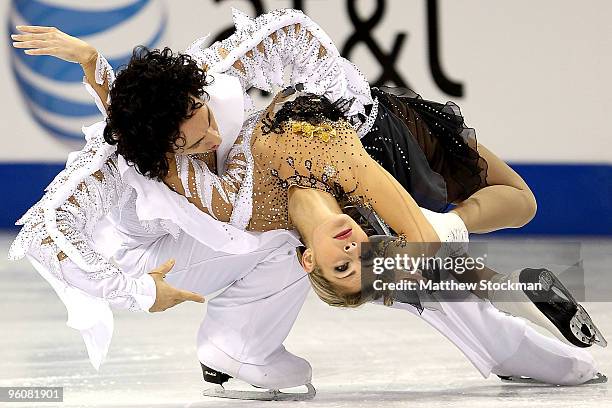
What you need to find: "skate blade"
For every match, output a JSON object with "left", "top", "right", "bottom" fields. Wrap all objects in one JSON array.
[
  {"left": 544, "top": 271, "right": 607, "bottom": 348},
  {"left": 202, "top": 383, "right": 316, "bottom": 401},
  {"left": 498, "top": 372, "right": 608, "bottom": 386},
  {"left": 574, "top": 305, "right": 607, "bottom": 348},
  {"left": 526, "top": 269, "right": 606, "bottom": 348}
]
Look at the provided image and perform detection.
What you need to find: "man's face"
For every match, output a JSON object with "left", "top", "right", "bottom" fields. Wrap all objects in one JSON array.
[{"left": 175, "top": 98, "right": 222, "bottom": 154}]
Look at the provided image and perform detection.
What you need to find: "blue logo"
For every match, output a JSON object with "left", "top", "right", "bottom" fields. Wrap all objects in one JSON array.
[{"left": 8, "top": 0, "right": 167, "bottom": 143}]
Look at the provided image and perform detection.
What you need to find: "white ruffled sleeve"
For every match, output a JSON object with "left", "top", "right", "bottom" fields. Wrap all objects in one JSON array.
[
  {"left": 80, "top": 51, "right": 115, "bottom": 117},
  {"left": 7, "top": 121, "right": 156, "bottom": 370},
  {"left": 185, "top": 8, "right": 373, "bottom": 124}
]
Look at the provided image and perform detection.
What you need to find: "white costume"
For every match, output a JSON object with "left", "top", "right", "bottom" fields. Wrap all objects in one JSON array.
[
  {"left": 8, "top": 7, "right": 596, "bottom": 391},
  {"left": 7, "top": 7, "right": 374, "bottom": 381}
]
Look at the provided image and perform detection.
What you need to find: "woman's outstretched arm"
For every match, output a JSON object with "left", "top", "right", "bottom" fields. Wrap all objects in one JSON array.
[
  {"left": 358, "top": 158, "right": 441, "bottom": 244},
  {"left": 306, "top": 121, "right": 441, "bottom": 246}
]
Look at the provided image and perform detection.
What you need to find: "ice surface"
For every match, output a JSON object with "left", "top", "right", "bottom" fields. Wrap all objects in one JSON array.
[{"left": 1, "top": 233, "right": 609, "bottom": 407}]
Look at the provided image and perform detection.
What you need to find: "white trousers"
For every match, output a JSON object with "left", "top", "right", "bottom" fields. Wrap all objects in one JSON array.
[
  {"left": 114, "top": 230, "right": 311, "bottom": 366},
  {"left": 116, "top": 231, "right": 596, "bottom": 384},
  {"left": 386, "top": 297, "right": 597, "bottom": 384}
]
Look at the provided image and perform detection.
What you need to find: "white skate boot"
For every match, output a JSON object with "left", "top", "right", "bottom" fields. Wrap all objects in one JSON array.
[
  {"left": 489, "top": 268, "right": 607, "bottom": 348},
  {"left": 199, "top": 342, "right": 315, "bottom": 401}
]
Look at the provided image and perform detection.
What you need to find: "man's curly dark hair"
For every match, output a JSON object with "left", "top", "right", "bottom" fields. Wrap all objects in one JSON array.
[{"left": 103, "top": 45, "right": 211, "bottom": 180}]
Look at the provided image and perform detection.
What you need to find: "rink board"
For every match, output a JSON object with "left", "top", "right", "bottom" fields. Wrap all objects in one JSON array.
[{"left": 2, "top": 162, "right": 611, "bottom": 235}]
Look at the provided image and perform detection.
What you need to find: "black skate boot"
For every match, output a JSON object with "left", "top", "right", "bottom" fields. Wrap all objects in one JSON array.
[
  {"left": 201, "top": 363, "right": 232, "bottom": 385},
  {"left": 200, "top": 361, "right": 315, "bottom": 401},
  {"left": 490, "top": 268, "right": 607, "bottom": 348}
]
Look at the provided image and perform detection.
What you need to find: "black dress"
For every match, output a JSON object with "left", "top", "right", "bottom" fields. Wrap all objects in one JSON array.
[
  {"left": 360, "top": 86, "right": 489, "bottom": 213},
  {"left": 353, "top": 86, "right": 489, "bottom": 309}
]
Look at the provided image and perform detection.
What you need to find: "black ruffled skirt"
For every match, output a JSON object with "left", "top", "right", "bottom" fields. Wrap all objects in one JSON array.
[{"left": 360, "top": 86, "right": 488, "bottom": 212}]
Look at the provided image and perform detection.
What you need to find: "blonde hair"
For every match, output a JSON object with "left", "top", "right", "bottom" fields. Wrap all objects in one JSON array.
[
  {"left": 302, "top": 248, "right": 394, "bottom": 308},
  {"left": 307, "top": 264, "right": 368, "bottom": 307}
]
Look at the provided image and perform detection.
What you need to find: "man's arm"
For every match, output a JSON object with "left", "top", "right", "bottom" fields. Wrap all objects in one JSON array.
[
  {"left": 185, "top": 8, "right": 373, "bottom": 120},
  {"left": 10, "top": 27, "right": 204, "bottom": 313},
  {"left": 162, "top": 145, "right": 248, "bottom": 224},
  {"left": 79, "top": 50, "right": 114, "bottom": 115},
  {"left": 9, "top": 147, "right": 158, "bottom": 313},
  {"left": 11, "top": 25, "right": 112, "bottom": 116}
]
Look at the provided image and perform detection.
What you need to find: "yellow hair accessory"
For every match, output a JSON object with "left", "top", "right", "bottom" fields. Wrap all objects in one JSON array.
[{"left": 289, "top": 120, "right": 337, "bottom": 143}]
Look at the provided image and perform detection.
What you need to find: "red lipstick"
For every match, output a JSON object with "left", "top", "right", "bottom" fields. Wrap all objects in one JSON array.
[{"left": 334, "top": 228, "right": 352, "bottom": 240}]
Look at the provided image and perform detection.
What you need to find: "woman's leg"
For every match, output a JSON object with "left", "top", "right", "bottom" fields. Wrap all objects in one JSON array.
[
  {"left": 362, "top": 88, "right": 536, "bottom": 233},
  {"left": 361, "top": 88, "right": 604, "bottom": 347},
  {"left": 421, "top": 208, "right": 607, "bottom": 348},
  {"left": 385, "top": 297, "right": 599, "bottom": 385},
  {"left": 452, "top": 142, "right": 537, "bottom": 233}
]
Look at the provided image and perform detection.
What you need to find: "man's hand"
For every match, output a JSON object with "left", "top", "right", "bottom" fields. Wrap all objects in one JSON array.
[
  {"left": 11, "top": 25, "right": 97, "bottom": 64},
  {"left": 147, "top": 259, "right": 205, "bottom": 312}
]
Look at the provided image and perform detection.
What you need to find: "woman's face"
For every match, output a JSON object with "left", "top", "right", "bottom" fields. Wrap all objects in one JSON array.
[
  {"left": 302, "top": 213, "right": 369, "bottom": 295},
  {"left": 175, "top": 98, "right": 222, "bottom": 154}
]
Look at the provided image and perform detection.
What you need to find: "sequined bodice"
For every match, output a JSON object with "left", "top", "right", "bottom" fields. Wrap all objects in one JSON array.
[{"left": 247, "top": 105, "right": 371, "bottom": 231}]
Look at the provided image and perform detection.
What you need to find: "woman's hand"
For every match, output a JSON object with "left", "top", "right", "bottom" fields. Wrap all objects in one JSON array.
[
  {"left": 11, "top": 25, "right": 97, "bottom": 64},
  {"left": 147, "top": 259, "right": 206, "bottom": 312}
]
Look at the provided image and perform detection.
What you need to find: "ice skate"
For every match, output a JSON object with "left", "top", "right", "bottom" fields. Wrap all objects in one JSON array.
[
  {"left": 199, "top": 343, "right": 315, "bottom": 401},
  {"left": 200, "top": 363, "right": 316, "bottom": 401},
  {"left": 489, "top": 268, "right": 607, "bottom": 348},
  {"left": 498, "top": 372, "right": 608, "bottom": 386}
]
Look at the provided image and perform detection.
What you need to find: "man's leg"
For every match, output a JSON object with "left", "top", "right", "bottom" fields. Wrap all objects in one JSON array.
[
  {"left": 196, "top": 248, "right": 312, "bottom": 389},
  {"left": 116, "top": 232, "right": 312, "bottom": 389}
]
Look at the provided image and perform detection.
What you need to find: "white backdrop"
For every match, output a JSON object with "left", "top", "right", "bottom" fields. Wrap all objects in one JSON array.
[
  {"left": 0, "top": 0, "right": 612, "bottom": 162},
  {"left": 1, "top": 0, "right": 610, "bottom": 164}
]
